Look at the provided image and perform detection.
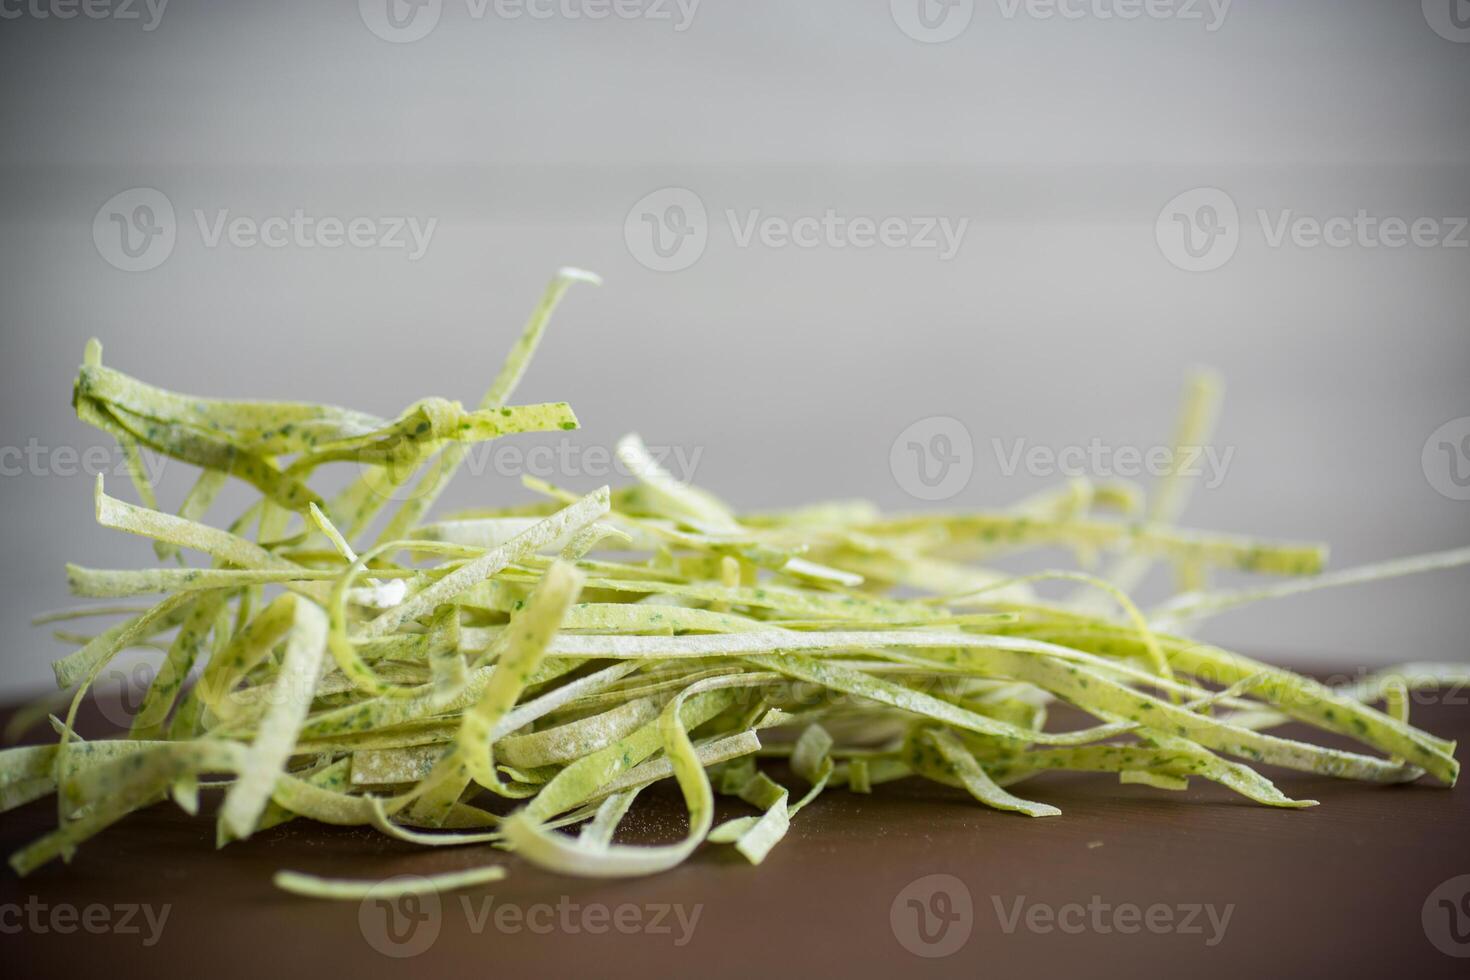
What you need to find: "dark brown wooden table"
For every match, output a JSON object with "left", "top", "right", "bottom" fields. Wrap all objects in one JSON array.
[{"left": 4, "top": 682, "right": 1470, "bottom": 979}]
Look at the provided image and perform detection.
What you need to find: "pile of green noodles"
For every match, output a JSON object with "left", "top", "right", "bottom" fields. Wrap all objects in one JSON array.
[{"left": 4, "top": 268, "right": 1467, "bottom": 894}]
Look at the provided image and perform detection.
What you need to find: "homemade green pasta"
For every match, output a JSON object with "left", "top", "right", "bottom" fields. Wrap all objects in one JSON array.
[{"left": 6, "top": 268, "right": 1467, "bottom": 890}]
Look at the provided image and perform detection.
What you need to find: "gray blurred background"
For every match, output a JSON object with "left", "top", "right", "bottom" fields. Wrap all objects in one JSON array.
[{"left": 0, "top": 0, "right": 1466, "bottom": 696}]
